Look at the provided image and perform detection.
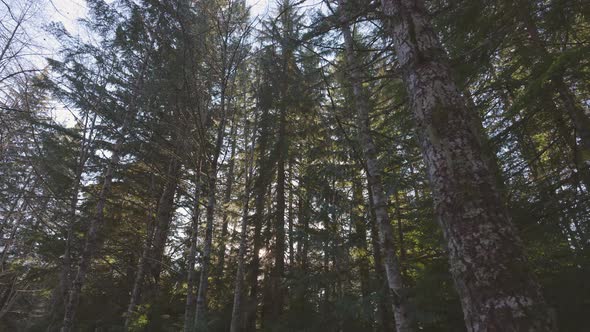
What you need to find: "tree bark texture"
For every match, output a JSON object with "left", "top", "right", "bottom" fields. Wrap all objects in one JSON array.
[
  {"left": 380, "top": 0, "right": 556, "bottom": 330},
  {"left": 214, "top": 121, "right": 238, "bottom": 292},
  {"left": 245, "top": 110, "right": 272, "bottom": 331},
  {"left": 147, "top": 158, "right": 182, "bottom": 283},
  {"left": 125, "top": 156, "right": 180, "bottom": 329},
  {"left": 184, "top": 168, "right": 203, "bottom": 332},
  {"left": 60, "top": 104, "right": 138, "bottom": 332},
  {"left": 230, "top": 114, "right": 256, "bottom": 332},
  {"left": 339, "top": 4, "right": 414, "bottom": 330},
  {"left": 194, "top": 110, "right": 228, "bottom": 330}
]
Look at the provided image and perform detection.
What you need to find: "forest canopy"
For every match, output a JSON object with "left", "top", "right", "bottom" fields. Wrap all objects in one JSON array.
[{"left": 1, "top": 0, "right": 589, "bottom": 331}]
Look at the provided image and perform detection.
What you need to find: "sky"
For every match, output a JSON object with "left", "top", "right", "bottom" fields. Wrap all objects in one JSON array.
[
  {"left": 248, "top": 0, "right": 272, "bottom": 17},
  {"left": 49, "top": 0, "right": 87, "bottom": 31}
]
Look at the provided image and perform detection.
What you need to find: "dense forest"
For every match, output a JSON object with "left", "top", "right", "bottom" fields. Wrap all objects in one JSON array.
[{"left": 1, "top": 0, "right": 589, "bottom": 331}]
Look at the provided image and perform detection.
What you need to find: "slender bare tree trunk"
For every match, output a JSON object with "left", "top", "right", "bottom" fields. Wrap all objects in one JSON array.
[
  {"left": 214, "top": 121, "right": 238, "bottom": 292},
  {"left": 368, "top": 188, "right": 396, "bottom": 332},
  {"left": 230, "top": 175, "right": 251, "bottom": 332},
  {"left": 53, "top": 111, "right": 97, "bottom": 309},
  {"left": 245, "top": 109, "right": 272, "bottom": 331},
  {"left": 60, "top": 104, "right": 138, "bottom": 332},
  {"left": 193, "top": 162, "right": 216, "bottom": 331},
  {"left": 124, "top": 156, "right": 180, "bottom": 328},
  {"left": 60, "top": 55, "right": 149, "bottom": 332},
  {"left": 0, "top": 214, "right": 22, "bottom": 270},
  {"left": 380, "top": 0, "right": 556, "bottom": 330},
  {"left": 287, "top": 161, "right": 295, "bottom": 268},
  {"left": 230, "top": 113, "right": 256, "bottom": 332},
  {"left": 183, "top": 165, "right": 203, "bottom": 332},
  {"left": 268, "top": 106, "right": 287, "bottom": 323},
  {"left": 194, "top": 104, "right": 228, "bottom": 330},
  {"left": 339, "top": 6, "right": 414, "bottom": 331},
  {"left": 245, "top": 179, "right": 265, "bottom": 332},
  {"left": 147, "top": 158, "right": 181, "bottom": 283},
  {"left": 289, "top": 172, "right": 309, "bottom": 329},
  {"left": 43, "top": 110, "right": 99, "bottom": 331},
  {"left": 124, "top": 194, "right": 156, "bottom": 330},
  {"left": 352, "top": 178, "right": 373, "bottom": 328}
]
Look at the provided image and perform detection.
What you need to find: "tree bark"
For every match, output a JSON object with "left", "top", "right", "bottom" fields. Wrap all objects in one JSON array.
[
  {"left": 125, "top": 156, "right": 180, "bottom": 328},
  {"left": 287, "top": 161, "right": 295, "bottom": 269},
  {"left": 230, "top": 171, "right": 251, "bottom": 332},
  {"left": 147, "top": 158, "right": 181, "bottom": 283},
  {"left": 368, "top": 188, "right": 397, "bottom": 332},
  {"left": 52, "top": 111, "right": 97, "bottom": 324},
  {"left": 124, "top": 195, "right": 156, "bottom": 330},
  {"left": 183, "top": 166, "right": 203, "bottom": 332},
  {"left": 193, "top": 161, "right": 217, "bottom": 331},
  {"left": 194, "top": 107, "right": 228, "bottom": 330},
  {"left": 352, "top": 178, "right": 373, "bottom": 328},
  {"left": 380, "top": 0, "right": 556, "bottom": 330},
  {"left": 267, "top": 105, "right": 287, "bottom": 324},
  {"left": 60, "top": 54, "right": 149, "bottom": 332},
  {"left": 339, "top": 5, "right": 414, "bottom": 330},
  {"left": 214, "top": 120, "right": 238, "bottom": 292},
  {"left": 230, "top": 113, "right": 256, "bottom": 332},
  {"left": 60, "top": 139, "right": 122, "bottom": 331},
  {"left": 60, "top": 100, "right": 138, "bottom": 332}
]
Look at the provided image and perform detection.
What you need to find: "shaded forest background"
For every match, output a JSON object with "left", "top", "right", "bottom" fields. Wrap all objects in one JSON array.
[{"left": 1, "top": 0, "right": 589, "bottom": 331}]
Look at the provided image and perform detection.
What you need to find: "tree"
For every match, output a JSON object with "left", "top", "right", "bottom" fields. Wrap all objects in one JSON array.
[
  {"left": 2, "top": 0, "right": 590, "bottom": 330},
  {"left": 379, "top": 0, "right": 556, "bottom": 330},
  {"left": 336, "top": 0, "right": 414, "bottom": 330}
]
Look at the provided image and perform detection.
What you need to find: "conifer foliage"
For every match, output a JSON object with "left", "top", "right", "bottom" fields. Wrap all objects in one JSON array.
[{"left": 1, "top": 0, "right": 589, "bottom": 331}]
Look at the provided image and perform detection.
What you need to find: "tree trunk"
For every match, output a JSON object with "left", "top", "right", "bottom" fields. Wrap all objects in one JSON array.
[
  {"left": 392, "top": 191, "right": 406, "bottom": 275},
  {"left": 339, "top": 8, "right": 414, "bottom": 331},
  {"left": 352, "top": 178, "right": 372, "bottom": 328},
  {"left": 230, "top": 176, "right": 250, "bottom": 332},
  {"left": 292, "top": 176, "right": 310, "bottom": 328},
  {"left": 147, "top": 158, "right": 181, "bottom": 283},
  {"left": 60, "top": 140, "right": 122, "bottom": 331},
  {"left": 245, "top": 179, "right": 264, "bottom": 332},
  {"left": 124, "top": 198, "right": 156, "bottom": 330},
  {"left": 194, "top": 109, "right": 228, "bottom": 330},
  {"left": 60, "top": 103, "right": 138, "bottom": 332},
  {"left": 51, "top": 111, "right": 97, "bottom": 325},
  {"left": 193, "top": 161, "right": 217, "bottom": 331},
  {"left": 60, "top": 55, "right": 149, "bottom": 332},
  {"left": 214, "top": 120, "right": 238, "bottom": 292},
  {"left": 125, "top": 157, "right": 180, "bottom": 328},
  {"left": 268, "top": 106, "right": 287, "bottom": 324},
  {"left": 368, "top": 181, "right": 399, "bottom": 332},
  {"left": 380, "top": 0, "right": 556, "bottom": 330},
  {"left": 245, "top": 110, "right": 272, "bottom": 331},
  {"left": 183, "top": 167, "right": 203, "bottom": 332},
  {"left": 230, "top": 113, "right": 256, "bottom": 332},
  {"left": 287, "top": 161, "right": 295, "bottom": 269}
]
